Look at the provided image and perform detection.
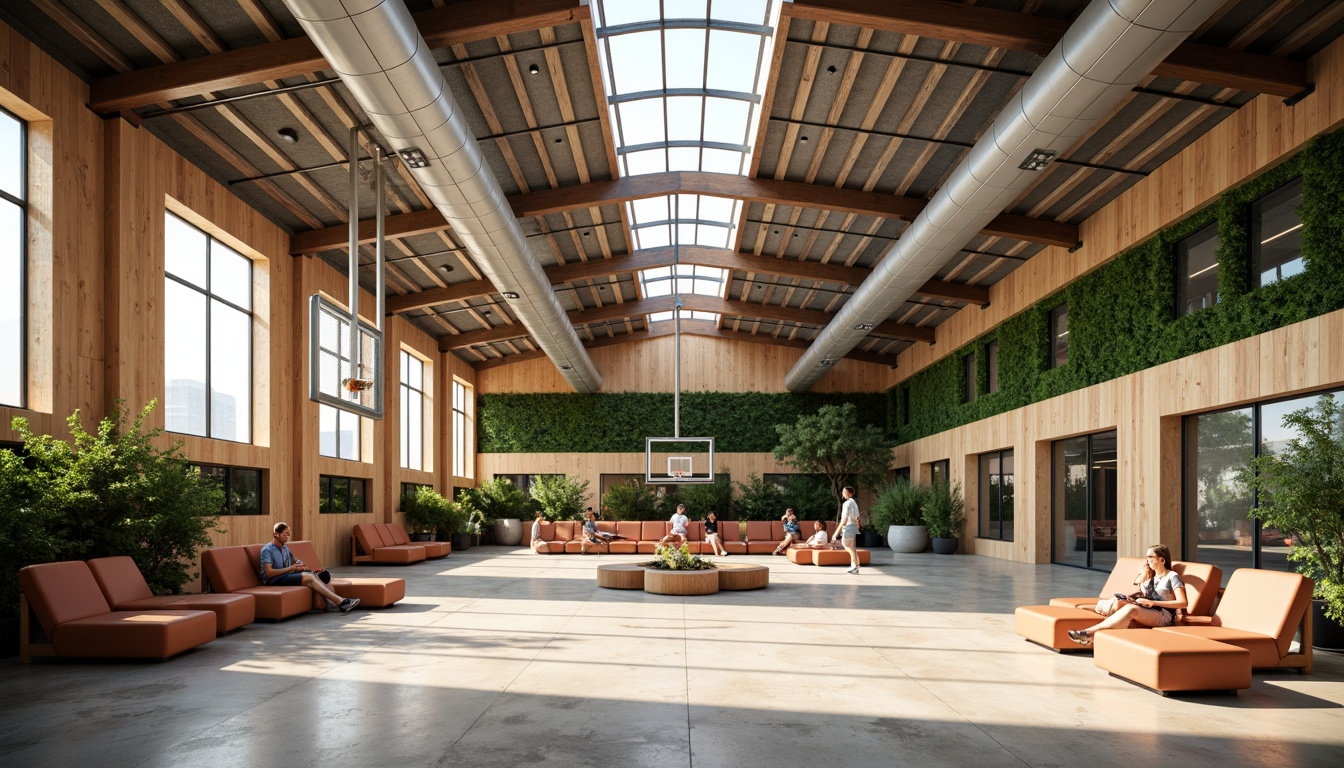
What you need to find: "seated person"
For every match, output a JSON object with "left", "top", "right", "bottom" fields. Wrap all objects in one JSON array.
[
  {"left": 530, "top": 512, "right": 548, "bottom": 554},
  {"left": 792, "top": 520, "right": 833, "bottom": 549},
  {"left": 704, "top": 511, "right": 728, "bottom": 557},
  {"left": 657, "top": 504, "right": 690, "bottom": 549},
  {"left": 580, "top": 509, "right": 626, "bottom": 554},
  {"left": 772, "top": 508, "right": 804, "bottom": 555},
  {"left": 260, "top": 522, "right": 359, "bottom": 613},
  {"left": 1068, "top": 544, "right": 1188, "bottom": 646}
]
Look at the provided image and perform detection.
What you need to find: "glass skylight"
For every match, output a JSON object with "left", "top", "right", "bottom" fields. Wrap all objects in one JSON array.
[{"left": 594, "top": 0, "right": 781, "bottom": 325}]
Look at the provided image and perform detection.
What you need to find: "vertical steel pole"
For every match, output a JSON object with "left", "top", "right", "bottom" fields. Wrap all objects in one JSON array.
[{"left": 347, "top": 126, "right": 361, "bottom": 387}]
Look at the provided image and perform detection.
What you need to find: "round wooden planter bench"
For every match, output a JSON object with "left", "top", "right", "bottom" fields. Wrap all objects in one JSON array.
[
  {"left": 643, "top": 569, "right": 720, "bottom": 595},
  {"left": 595, "top": 563, "right": 646, "bottom": 590},
  {"left": 716, "top": 563, "right": 769, "bottom": 591}
]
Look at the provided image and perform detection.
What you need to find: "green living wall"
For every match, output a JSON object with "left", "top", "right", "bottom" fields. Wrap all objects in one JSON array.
[
  {"left": 890, "top": 127, "right": 1344, "bottom": 445},
  {"left": 478, "top": 391, "right": 887, "bottom": 453}
]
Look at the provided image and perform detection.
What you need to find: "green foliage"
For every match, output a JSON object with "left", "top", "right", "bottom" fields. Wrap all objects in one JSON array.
[
  {"left": 673, "top": 474, "right": 735, "bottom": 519},
  {"left": 774, "top": 403, "right": 891, "bottom": 505},
  {"left": 478, "top": 392, "right": 886, "bottom": 453},
  {"left": 923, "top": 481, "right": 966, "bottom": 539},
  {"left": 1240, "top": 394, "right": 1344, "bottom": 622},
  {"left": 782, "top": 475, "right": 837, "bottom": 522},
  {"left": 601, "top": 478, "right": 661, "bottom": 521},
  {"left": 734, "top": 474, "right": 785, "bottom": 521},
  {"left": 404, "top": 487, "right": 463, "bottom": 536},
  {"left": 0, "top": 402, "right": 223, "bottom": 614},
  {"left": 890, "top": 129, "right": 1344, "bottom": 445},
  {"left": 870, "top": 478, "right": 930, "bottom": 529},
  {"left": 467, "top": 477, "right": 533, "bottom": 521},
  {"left": 646, "top": 542, "right": 716, "bottom": 571},
  {"left": 529, "top": 474, "right": 591, "bottom": 522}
]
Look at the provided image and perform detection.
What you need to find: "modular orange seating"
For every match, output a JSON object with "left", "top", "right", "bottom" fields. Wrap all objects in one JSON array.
[
  {"left": 351, "top": 523, "right": 427, "bottom": 564},
  {"left": 288, "top": 541, "right": 405, "bottom": 609},
  {"left": 383, "top": 523, "right": 450, "bottom": 558},
  {"left": 18, "top": 561, "right": 216, "bottom": 662},
  {"left": 1092, "top": 629, "right": 1252, "bottom": 694},
  {"left": 787, "top": 547, "right": 872, "bottom": 566},
  {"left": 87, "top": 556, "right": 255, "bottom": 634},
  {"left": 201, "top": 546, "right": 312, "bottom": 621},
  {"left": 744, "top": 521, "right": 775, "bottom": 554},
  {"left": 1014, "top": 560, "right": 1222, "bottom": 652},
  {"left": 637, "top": 521, "right": 668, "bottom": 554}
]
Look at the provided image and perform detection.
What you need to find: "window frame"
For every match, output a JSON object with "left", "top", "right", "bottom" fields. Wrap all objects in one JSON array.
[
  {"left": 319, "top": 403, "right": 362, "bottom": 461},
  {"left": 319, "top": 474, "right": 368, "bottom": 514},
  {"left": 163, "top": 211, "right": 255, "bottom": 443},
  {"left": 452, "top": 379, "right": 470, "bottom": 478},
  {"left": 1, "top": 105, "right": 27, "bottom": 409},
  {"left": 399, "top": 350, "right": 426, "bottom": 471},
  {"left": 977, "top": 449, "right": 1014, "bottom": 542},
  {"left": 1175, "top": 222, "right": 1221, "bottom": 317},
  {"left": 195, "top": 463, "right": 264, "bottom": 516},
  {"left": 1049, "top": 303, "right": 1069, "bottom": 368},
  {"left": 1250, "top": 176, "right": 1305, "bottom": 288},
  {"left": 964, "top": 352, "right": 976, "bottom": 403}
]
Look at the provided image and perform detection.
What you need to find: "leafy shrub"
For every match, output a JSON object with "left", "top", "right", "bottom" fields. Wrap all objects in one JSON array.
[
  {"left": 734, "top": 474, "right": 784, "bottom": 520},
  {"left": 782, "top": 475, "right": 837, "bottom": 522},
  {"left": 673, "top": 474, "right": 734, "bottom": 519},
  {"left": 601, "top": 478, "right": 660, "bottom": 521},
  {"left": 870, "top": 479, "right": 930, "bottom": 529},
  {"left": 923, "top": 482, "right": 966, "bottom": 539},
  {"left": 405, "top": 487, "right": 463, "bottom": 535},
  {"left": 467, "top": 477, "right": 533, "bottom": 521},
  {"left": 646, "top": 542, "right": 716, "bottom": 571},
  {"left": 529, "top": 474, "right": 591, "bottom": 522}
]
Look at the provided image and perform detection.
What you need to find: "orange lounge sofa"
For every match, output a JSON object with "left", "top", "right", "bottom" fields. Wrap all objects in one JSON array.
[
  {"left": 1014, "top": 559, "right": 1223, "bottom": 652},
  {"left": 88, "top": 555, "right": 255, "bottom": 634},
  {"left": 286, "top": 540, "right": 406, "bottom": 609},
  {"left": 386, "top": 523, "right": 450, "bottom": 558},
  {"left": 531, "top": 519, "right": 751, "bottom": 554},
  {"left": 351, "top": 523, "right": 430, "bottom": 564},
  {"left": 18, "top": 560, "right": 216, "bottom": 663},
  {"left": 201, "top": 546, "right": 313, "bottom": 621}
]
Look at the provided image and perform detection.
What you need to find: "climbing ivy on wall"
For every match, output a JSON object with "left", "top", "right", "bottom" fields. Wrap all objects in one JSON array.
[
  {"left": 478, "top": 392, "right": 888, "bottom": 453},
  {"left": 889, "top": 128, "right": 1344, "bottom": 445}
]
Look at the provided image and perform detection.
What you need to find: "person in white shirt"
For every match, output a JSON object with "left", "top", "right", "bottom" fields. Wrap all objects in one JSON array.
[
  {"left": 658, "top": 504, "right": 690, "bottom": 549},
  {"left": 793, "top": 520, "right": 831, "bottom": 549},
  {"left": 530, "top": 512, "right": 549, "bottom": 554},
  {"left": 837, "top": 486, "right": 862, "bottom": 573}
]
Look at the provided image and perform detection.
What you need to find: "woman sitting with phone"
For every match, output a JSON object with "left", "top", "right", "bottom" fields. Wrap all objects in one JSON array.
[{"left": 1068, "top": 544, "right": 1187, "bottom": 646}]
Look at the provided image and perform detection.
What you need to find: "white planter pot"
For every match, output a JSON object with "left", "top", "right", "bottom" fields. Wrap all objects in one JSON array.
[
  {"left": 887, "top": 525, "right": 928, "bottom": 553},
  {"left": 493, "top": 518, "right": 523, "bottom": 546}
]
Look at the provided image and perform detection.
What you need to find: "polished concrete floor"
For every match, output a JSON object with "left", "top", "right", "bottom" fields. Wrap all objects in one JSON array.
[{"left": 2, "top": 548, "right": 1342, "bottom": 768}]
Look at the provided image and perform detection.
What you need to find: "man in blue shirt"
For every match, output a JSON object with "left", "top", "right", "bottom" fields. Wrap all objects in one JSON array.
[{"left": 259, "top": 522, "right": 359, "bottom": 613}]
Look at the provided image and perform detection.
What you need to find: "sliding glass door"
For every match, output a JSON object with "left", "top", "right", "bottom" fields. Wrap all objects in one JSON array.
[{"left": 1052, "top": 431, "right": 1117, "bottom": 570}]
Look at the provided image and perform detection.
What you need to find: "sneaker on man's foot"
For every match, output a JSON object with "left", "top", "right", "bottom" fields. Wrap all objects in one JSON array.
[{"left": 339, "top": 598, "right": 360, "bottom": 614}]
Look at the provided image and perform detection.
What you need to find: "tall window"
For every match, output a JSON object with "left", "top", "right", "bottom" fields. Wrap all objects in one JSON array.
[
  {"left": 963, "top": 352, "right": 976, "bottom": 403},
  {"left": 1052, "top": 430, "right": 1117, "bottom": 571},
  {"left": 1176, "top": 223, "right": 1220, "bottom": 316},
  {"left": 1251, "top": 177, "right": 1304, "bottom": 287},
  {"left": 319, "top": 404, "right": 361, "bottom": 461},
  {"left": 164, "top": 212, "right": 252, "bottom": 443},
  {"left": 1, "top": 107, "right": 27, "bottom": 408},
  {"left": 929, "top": 459, "right": 950, "bottom": 490},
  {"left": 196, "top": 465, "right": 263, "bottom": 516},
  {"left": 1182, "top": 388, "right": 1339, "bottom": 582},
  {"left": 1049, "top": 304, "right": 1069, "bottom": 368},
  {"left": 986, "top": 340, "right": 999, "bottom": 394},
  {"left": 452, "top": 380, "right": 470, "bottom": 478},
  {"left": 400, "top": 350, "right": 425, "bottom": 471},
  {"left": 978, "top": 450, "right": 1014, "bottom": 541}
]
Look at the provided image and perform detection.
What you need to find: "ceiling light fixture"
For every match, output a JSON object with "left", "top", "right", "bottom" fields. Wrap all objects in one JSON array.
[
  {"left": 854, "top": 323, "right": 874, "bottom": 331},
  {"left": 397, "top": 146, "right": 429, "bottom": 168},
  {"left": 439, "top": 264, "right": 454, "bottom": 272},
  {"left": 502, "top": 291, "right": 520, "bottom": 299},
  {"left": 276, "top": 127, "right": 299, "bottom": 143},
  {"left": 1018, "top": 148, "right": 1057, "bottom": 171},
  {"left": 529, "top": 64, "right": 540, "bottom": 75},
  {"left": 820, "top": 358, "right": 833, "bottom": 366}
]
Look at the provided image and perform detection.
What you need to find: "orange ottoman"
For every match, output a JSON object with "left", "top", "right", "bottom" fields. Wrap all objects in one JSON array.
[
  {"left": 810, "top": 549, "right": 871, "bottom": 566},
  {"left": 1093, "top": 629, "right": 1251, "bottom": 694},
  {"left": 1014, "top": 605, "right": 1102, "bottom": 652}
]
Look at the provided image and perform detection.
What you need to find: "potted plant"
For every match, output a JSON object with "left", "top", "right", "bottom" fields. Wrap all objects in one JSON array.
[
  {"left": 470, "top": 477, "right": 532, "bottom": 544},
  {"left": 923, "top": 481, "right": 965, "bottom": 555},
  {"left": 401, "top": 487, "right": 436, "bottom": 541},
  {"left": 1241, "top": 393, "right": 1344, "bottom": 650},
  {"left": 871, "top": 479, "right": 930, "bottom": 553},
  {"left": 529, "top": 474, "right": 590, "bottom": 522}
]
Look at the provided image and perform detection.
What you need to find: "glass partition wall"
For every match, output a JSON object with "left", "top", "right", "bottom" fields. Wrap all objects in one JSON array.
[{"left": 1052, "top": 431, "right": 1117, "bottom": 570}]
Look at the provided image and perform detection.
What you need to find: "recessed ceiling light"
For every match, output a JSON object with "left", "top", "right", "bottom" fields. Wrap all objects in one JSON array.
[
  {"left": 827, "top": 65, "right": 837, "bottom": 74},
  {"left": 820, "top": 358, "right": 833, "bottom": 366},
  {"left": 554, "top": 137, "right": 563, "bottom": 144},
  {"left": 439, "top": 264, "right": 454, "bottom": 272},
  {"left": 277, "top": 127, "right": 298, "bottom": 143},
  {"left": 502, "top": 291, "right": 520, "bottom": 299},
  {"left": 1018, "top": 148, "right": 1057, "bottom": 171},
  {"left": 398, "top": 146, "right": 429, "bottom": 168},
  {"left": 800, "top": 135, "right": 809, "bottom": 142},
  {"left": 482, "top": 310, "right": 492, "bottom": 315},
  {"left": 529, "top": 63, "right": 540, "bottom": 75}
]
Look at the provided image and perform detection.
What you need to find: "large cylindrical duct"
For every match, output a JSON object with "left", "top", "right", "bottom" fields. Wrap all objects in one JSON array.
[
  {"left": 284, "top": 0, "right": 602, "bottom": 392},
  {"left": 785, "top": 0, "right": 1226, "bottom": 391}
]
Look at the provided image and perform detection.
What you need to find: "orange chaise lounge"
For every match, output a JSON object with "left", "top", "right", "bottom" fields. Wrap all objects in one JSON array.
[
  {"left": 18, "top": 560, "right": 216, "bottom": 662},
  {"left": 282, "top": 540, "right": 406, "bottom": 609},
  {"left": 201, "top": 546, "right": 312, "bottom": 621},
  {"left": 88, "top": 555, "right": 255, "bottom": 634},
  {"left": 1014, "top": 558, "right": 1223, "bottom": 652},
  {"left": 351, "top": 523, "right": 430, "bottom": 564}
]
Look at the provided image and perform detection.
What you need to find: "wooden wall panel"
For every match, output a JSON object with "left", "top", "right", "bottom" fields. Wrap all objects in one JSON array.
[
  {"left": 891, "top": 308, "right": 1344, "bottom": 564},
  {"left": 886, "top": 32, "right": 1344, "bottom": 390},
  {"left": 477, "top": 334, "right": 893, "bottom": 393}
]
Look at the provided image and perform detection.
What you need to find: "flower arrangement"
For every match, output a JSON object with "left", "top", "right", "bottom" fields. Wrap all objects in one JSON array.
[{"left": 645, "top": 543, "right": 717, "bottom": 571}]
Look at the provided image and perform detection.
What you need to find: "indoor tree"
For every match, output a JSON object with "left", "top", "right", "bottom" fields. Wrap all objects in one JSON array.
[{"left": 773, "top": 402, "right": 892, "bottom": 516}]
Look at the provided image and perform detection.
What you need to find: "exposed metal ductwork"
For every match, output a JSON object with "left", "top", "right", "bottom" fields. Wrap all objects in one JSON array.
[
  {"left": 283, "top": 0, "right": 602, "bottom": 392},
  {"left": 785, "top": 0, "right": 1226, "bottom": 392}
]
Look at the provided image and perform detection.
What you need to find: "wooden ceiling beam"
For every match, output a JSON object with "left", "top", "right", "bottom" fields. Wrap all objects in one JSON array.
[
  {"left": 89, "top": 0, "right": 591, "bottom": 113},
  {"left": 293, "top": 171, "right": 1077, "bottom": 253},
  {"left": 782, "top": 0, "right": 1309, "bottom": 98},
  {"left": 387, "top": 244, "right": 988, "bottom": 314},
  {"left": 471, "top": 320, "right": 896, "bottom": 370}
]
